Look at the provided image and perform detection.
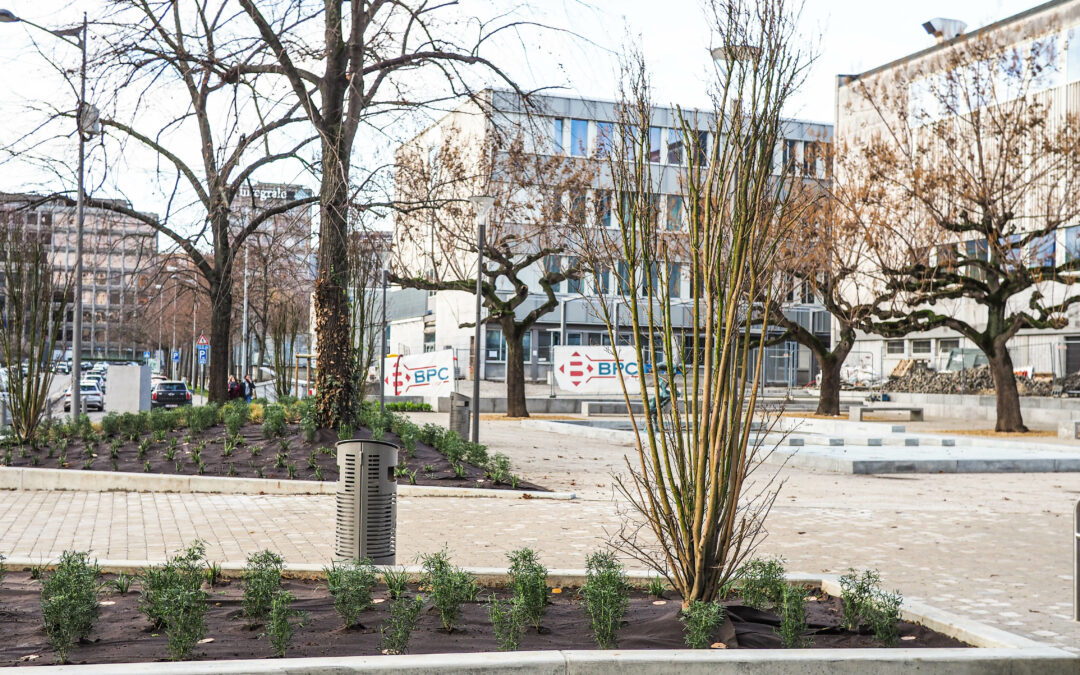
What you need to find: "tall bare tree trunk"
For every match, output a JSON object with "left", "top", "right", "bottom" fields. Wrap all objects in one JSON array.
[
  {"left": 987, "top": 344, "right": 1025, "bottom": 432},
  {"left": 814, "top": 332, "right": 854, "bottom": 416},
  {"left": 314, "top": 143, "right": 354, "bottom": 426},
  {"left": 208, "top": 280, "right": 233, "bottom": 402},
  {"left": 503, "top": 320, "right": 529, "bottom": 418}
]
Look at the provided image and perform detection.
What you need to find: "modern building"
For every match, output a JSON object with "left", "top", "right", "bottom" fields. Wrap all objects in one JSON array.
[
  {"left": 0, "top": 192, "right": 157, "bottom": 360},
  {"left": 389, "top": 90, "right": 833, "bottom": 386},
  {"left": 836, "top": 0, "right": 1080, "bottom": 380}
]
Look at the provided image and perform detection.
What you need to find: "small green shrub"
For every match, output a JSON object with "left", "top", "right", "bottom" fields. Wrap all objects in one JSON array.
[
  {"left": 139, "top": 542, "right": 206, "bottom": 630},
  {"left": 488, "top": 594, "right": 525, "bottom": 651},
  {"left": 40, "top": 551, "right": 101, "bottom": 663},
  {"left": 380, "top": 594, "right": 424, "bottom": 655},
  {"left": 581, "top": 550, "right": 629, "bottom": 649},
  {"left": 507, "top": 548, "right": 547, "bottom": 631},
  {"left": 383, "top": 567, "right": 409, "bottom": 600},
  {"left": 100, "top": 412, "right": 121, "bottom": 437},
  {"left": 486, "top": 453, "right": 512, "bottom": 484},
  {"left": 325, "top": 558, "right": 378, "bottom": 628},
  {"left": 738, "top": 556, "right": 786, "bottom": 610},
  {"left": 647, "top": 577, "right": 666, "bottom": 599},
  {"left": 262, "top": 404, "right": 286, "bottom": 439},
  {"left": 242, "top": 550, "right": 284, "bottom": 625},
  {"left": 776, "top": 585, "right": 811, "bottom": 648},
  {"left": 263, "top": 589, "right": 304, "bottom": 657},
  {"left": 866, "top": 589, "right": 903, "bottom": 646},
  {"left": 108, "top": 572, "right": 136, "bottom": 595},
  {"left": 421, "top": 549, "right": 476, "bottom": 633},
  {"left": 680, "top": 600, "right": 725, "bottom": 649},
  {"left": 225, "top": 410, "right": 245, "bottom": 438},
  {"left": 384, "top": 401, "right": 432, "bottom": 412},
  {"left": 838, "top": 568, "right": 882, "bottom": 631}
]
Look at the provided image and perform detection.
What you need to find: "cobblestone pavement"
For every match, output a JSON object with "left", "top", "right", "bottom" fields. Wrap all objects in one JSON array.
[{"left": 1, "top": 419, "right": 1078, "bottom": 655}]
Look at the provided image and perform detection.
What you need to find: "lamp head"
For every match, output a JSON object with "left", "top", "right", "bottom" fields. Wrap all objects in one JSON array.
[
  {"left": 0, "top": 9, "right": 20, "bottom": 22},
  {"left": 469, "top": 195, "right": 495, "bottom": 222}
]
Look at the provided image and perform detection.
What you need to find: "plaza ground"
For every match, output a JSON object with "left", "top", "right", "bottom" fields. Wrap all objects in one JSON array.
[{"left": 0, "top": 413, "right": 1078, "bottom": 656}]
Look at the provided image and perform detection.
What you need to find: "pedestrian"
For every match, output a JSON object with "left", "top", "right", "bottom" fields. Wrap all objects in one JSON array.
[
  {"left": 243, "top": 373, "right": 255, "bottom": 404},
  {"left": 227, "top": 374, "right": 241, "bottom": 400}
]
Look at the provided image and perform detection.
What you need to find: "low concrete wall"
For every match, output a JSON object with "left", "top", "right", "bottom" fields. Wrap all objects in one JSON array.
[
  {"left": 434, "top": 396, "right": 585, "bottom": 414},
  {"left": 885, "top": 392, "right": 1080, "bottom": 427},
  {"left": 0, "top": 467, "right": 573, "bottom": 500}
]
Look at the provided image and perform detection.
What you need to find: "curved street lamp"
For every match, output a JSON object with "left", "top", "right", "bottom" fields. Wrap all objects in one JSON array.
[{"left": 468, "top": 195, "right": 494, "bottom": 444}]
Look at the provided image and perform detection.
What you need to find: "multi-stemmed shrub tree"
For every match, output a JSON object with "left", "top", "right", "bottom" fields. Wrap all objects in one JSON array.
[{"left": 575, "top": 0, "right": 810, "bottom": 606}]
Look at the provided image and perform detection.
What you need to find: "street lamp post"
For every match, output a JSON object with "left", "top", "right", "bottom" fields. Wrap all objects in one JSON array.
[
  {"left": 468, "top": 195, "right": 495, "bottom": 445},
  {"left": 241, "top": 246, "right": 249, "bottom": 380},
  {"left": 379, "top": 268, "right": 388, "bottom": 410},
  {"left": 1, "top": 9, "right": 91, "bottom": 419}
]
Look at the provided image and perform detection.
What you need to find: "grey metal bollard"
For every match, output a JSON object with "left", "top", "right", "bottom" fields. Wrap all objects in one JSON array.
[
  {"left": 335, "top": 439, "right": 398, "bottom": 565},
  {"left": 449, "top": 391, "right": 471, "bottom": 440},
  {"left": 1075, "top": 500, "right": 1079, "bottom": 622}
]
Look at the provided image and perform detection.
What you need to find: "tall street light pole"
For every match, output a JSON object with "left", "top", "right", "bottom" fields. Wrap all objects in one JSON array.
[
  {"left": 241, "top": 245, "right": 249, "bottom": 379},
  {"left": 468, "top": 195, "right": 494, "bottom": 445},
  {"left": 379, "top": 268, "right": 388, "bottom": 410},
  {"left": 1, "top": 9, "right": 91, "bottom": 419}
]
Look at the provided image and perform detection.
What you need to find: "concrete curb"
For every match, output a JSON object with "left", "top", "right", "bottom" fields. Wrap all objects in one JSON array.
[
  {"left": 0, "top": 569, "right": 1071, "bottom": 674},
  {"left": 0, "top": 467, "right": 572, "bottom": 500}
]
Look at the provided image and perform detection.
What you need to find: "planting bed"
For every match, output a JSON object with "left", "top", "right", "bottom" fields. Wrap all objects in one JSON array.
[
  {"left": 0, "top": 572, "right": 966, "bottom": 666},
  {"left": 0, "top": 420, "right": 542, "bottom": 492}
]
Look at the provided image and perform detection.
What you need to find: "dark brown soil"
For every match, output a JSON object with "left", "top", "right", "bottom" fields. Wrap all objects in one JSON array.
[
  {"left": 0, "top": 418, "right": 544, "bottom": 492},
  {"left": 0, "top": 573, "right": 968, "bottom": 666}
]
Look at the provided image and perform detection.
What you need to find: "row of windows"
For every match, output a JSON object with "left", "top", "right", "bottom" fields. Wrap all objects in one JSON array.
[
  {"left": 925, "top": 227, "right": 1080, "bottom": 276},
  {"left": 886, "top": 338, "right": 961, "bottom": 355},
  {"left": 542, "top": 255, "right": 684, "bottom": 298}
]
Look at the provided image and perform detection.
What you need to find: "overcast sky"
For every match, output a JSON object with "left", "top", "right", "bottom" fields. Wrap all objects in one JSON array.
[{"left": 0, "top": 0, "right": 1047, "bottom": 221}]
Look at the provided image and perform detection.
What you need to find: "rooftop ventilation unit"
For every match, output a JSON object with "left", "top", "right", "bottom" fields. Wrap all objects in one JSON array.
[
  {"left": 923, "top": 18, "right": 967, "bottom": 43},
  {"left": 335, "top": 438, "right": 397, "bottom": 564}
]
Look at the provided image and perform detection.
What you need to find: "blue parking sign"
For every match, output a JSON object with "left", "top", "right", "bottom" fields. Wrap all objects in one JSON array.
[
  {"left": 198, "top": 350, "right": 207, "bottom": 365},
  {"left": 172, "top": 350, "right": 180, "bottom": 363}
]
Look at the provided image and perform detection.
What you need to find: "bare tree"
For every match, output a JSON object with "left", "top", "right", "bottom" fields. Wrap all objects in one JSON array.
[
  {"left": 838, "top": 26, "right": 1080, "bottom": 432},
  {"left": 238, "top": 0, "right": 535, "bottom": 427},
  {"left": 0, "top": 216, "right": 71, "bottom": 442},
  {"left": 577, "top": 0, "right": 809, "bottom": 605},
  {"left": 67, "top": 0, "right": 319, "bottom": 402},
  {"left": 393, "top": 122, "right": 596, "bottom": 417},
  {"left": 347, "top": 223, "right": 389, "bottom": 401}
]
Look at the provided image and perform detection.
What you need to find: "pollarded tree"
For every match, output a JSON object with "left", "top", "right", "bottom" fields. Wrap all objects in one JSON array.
[
  {"left": 393, "top": 122, "right": 596, "bottom": 418},
  {"left": 838, "top": 26, "right": 1080, "bottom": 431}
]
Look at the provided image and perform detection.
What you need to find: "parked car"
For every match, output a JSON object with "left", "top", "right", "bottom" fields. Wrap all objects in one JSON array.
[
  {"left": 151, "top": 380, "right": 192, "bottom": 408},
  {"left": 64, "top": 382, "right": 105, "bottom": 412},
  {"left": 85, "top": 373, "right": 106, "bottom": 394},
  {"left": 56, "top": 361, "right": 71, "bottom": 374}
]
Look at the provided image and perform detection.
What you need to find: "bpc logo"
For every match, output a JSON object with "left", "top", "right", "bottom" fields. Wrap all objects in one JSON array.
[
  {"left": 414, "top": 367, "right": 451, "bottom": 384},
  {"left": 596, "top": 360, "right": 638, "bottom": 377}
]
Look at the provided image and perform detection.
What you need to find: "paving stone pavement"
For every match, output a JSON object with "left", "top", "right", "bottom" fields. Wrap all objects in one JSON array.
[{"left": 1, "top": 419, "right": 1079, "bottom": 655}]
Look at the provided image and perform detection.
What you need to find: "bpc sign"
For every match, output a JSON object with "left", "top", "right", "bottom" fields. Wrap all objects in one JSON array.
[
  {"left": 553, "top": 346, "right": 641, "bottom": 394},
  {"left": 383, "top": 350, "right": 454, "bottom": 397}
]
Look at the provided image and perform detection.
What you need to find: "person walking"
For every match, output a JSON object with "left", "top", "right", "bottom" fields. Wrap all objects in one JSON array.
[
  {"left": 227, "top": 374, "right": 241, "bottom": 400},
  {"left": 242, "top": 374, "right": 255, "bottom": 404}
]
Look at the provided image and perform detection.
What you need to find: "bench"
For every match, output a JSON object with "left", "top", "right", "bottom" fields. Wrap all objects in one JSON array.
[{"left": 849, "top": 405, "right": 924, "bottom": 422}]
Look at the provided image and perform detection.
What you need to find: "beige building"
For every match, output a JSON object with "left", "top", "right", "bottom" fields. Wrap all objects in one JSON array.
[{"left": 0, "top": 192, "right": 157, "bottom": 360}]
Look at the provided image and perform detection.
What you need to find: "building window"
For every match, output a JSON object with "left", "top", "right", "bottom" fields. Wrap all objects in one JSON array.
[
  {"left": 939, "top": 338, "right": 960, "bottom": 353},
  {"left": 1028, "top": 232, "right": 1056, "bottom": 269},
  {"left": 423, "top": 331, "right": 436, "bottom": 353},
  {"left": 668, "top": 263, "right": 681, "bottom": 298},
  {"left": 911, "top": 339, "right": 931, "bottom": 354},
  {"left": 595, "top": 190, "right": 613, "bottom": 228},
  {"left": 566, "top": 256, "right": 582, "bottom": 294},
  {"left": 486, "top": 329, "right": 506, "bottom": 362},
  {"left": 566, "top": 332, "right": 582, "bottom": 346},
  {"left": 886, "top": 340, "right": 905, "bottom": 355},
  {"left": 783, "top": 139, "right": 799, "bottom": 174},
  {"left": 544, "top": 255, "right": 562, "bottom": 294},
  {"left": 568, "top": 189, "right": 587, "bottom": 223},
  {"left": 595, "top": 122, "right": 613, "bottom": 158},
  {"left": 666, "top": 129, "right": 683, "bottom": 164},
  {"left": 649, "top": 127, "right": 662, "bottom": 163},
  {"left": 595, "top": 266, "right": 610, "bottom": 295},
  {"left": 1070, "top": 28, "right": 1080, "bottom": 84},
  {"left": 552, "top": 118, "right": 564, "bottom": 154},
  {"left": 804, "top": 141, "right": 820, "bottom": 176},
  {"left": 538, "top": 331, "right": 560, "bottom": 363},
  {"left": 1067, "top": 225, "right": 1080, "bottom": 262},
  {"left": 570, "top": 119, "right": 588, "bottom": 157},
  {"left": 666, "top": 195, "right": 683, "bottom": 231}
]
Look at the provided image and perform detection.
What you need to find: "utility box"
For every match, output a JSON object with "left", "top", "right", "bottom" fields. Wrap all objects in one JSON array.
[
  {"left": 106, "top": 365, "right": 151, "bottom": 413},
  {"left": 335, "top": 439, "right": 397, "bottom": 564},
  {"left": 449, "top": 392, "right": 471, "bottom": 440}
]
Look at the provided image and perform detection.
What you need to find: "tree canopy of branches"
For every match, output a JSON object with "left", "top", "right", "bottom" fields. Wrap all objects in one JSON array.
[
  {"left": 578, "top": 0, "right": 808, "bottom": 606},
  {"left": 77, "top": 0, "right": 318, "bottom": 403},
  {"left": 393, "top": 119, "right": 596, "bottom": 418},
  {"left": 838, "top": 26, "right": 1080, "bottom": 432},
  {"left": 239, "top": 0, "right": 529, "bottom": 428},
  {"left": 0, "top": 216, "right": 72, "bottom": 442}
]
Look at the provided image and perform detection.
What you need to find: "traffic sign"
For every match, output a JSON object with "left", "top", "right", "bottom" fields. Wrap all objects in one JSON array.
[
  {"left": 198, "top": 350, "right": 208, "bottom": 365},
  {"left": 172, "top": 350, "right": 180, "bottom": 363},
  {"left": 196, "top": 334, "right": 209, "bottom": 347},
  {"left": 143, "top": 350, "right": 151, "bottom": 359}
]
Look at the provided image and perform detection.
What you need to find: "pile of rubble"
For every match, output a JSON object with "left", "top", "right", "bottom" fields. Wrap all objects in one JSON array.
[{"left": 884, "top": 363, "right": 1080, "bottom": 396}]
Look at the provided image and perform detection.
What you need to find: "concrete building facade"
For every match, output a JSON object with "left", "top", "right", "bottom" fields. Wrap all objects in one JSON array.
[{"left": 390, "top": 90, "right": 833, "bottom": 386}]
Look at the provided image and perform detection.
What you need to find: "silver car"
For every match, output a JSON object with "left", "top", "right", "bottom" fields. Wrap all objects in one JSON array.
[{"left": 64, "top": 381, "right": 104, "bottom": 412}]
